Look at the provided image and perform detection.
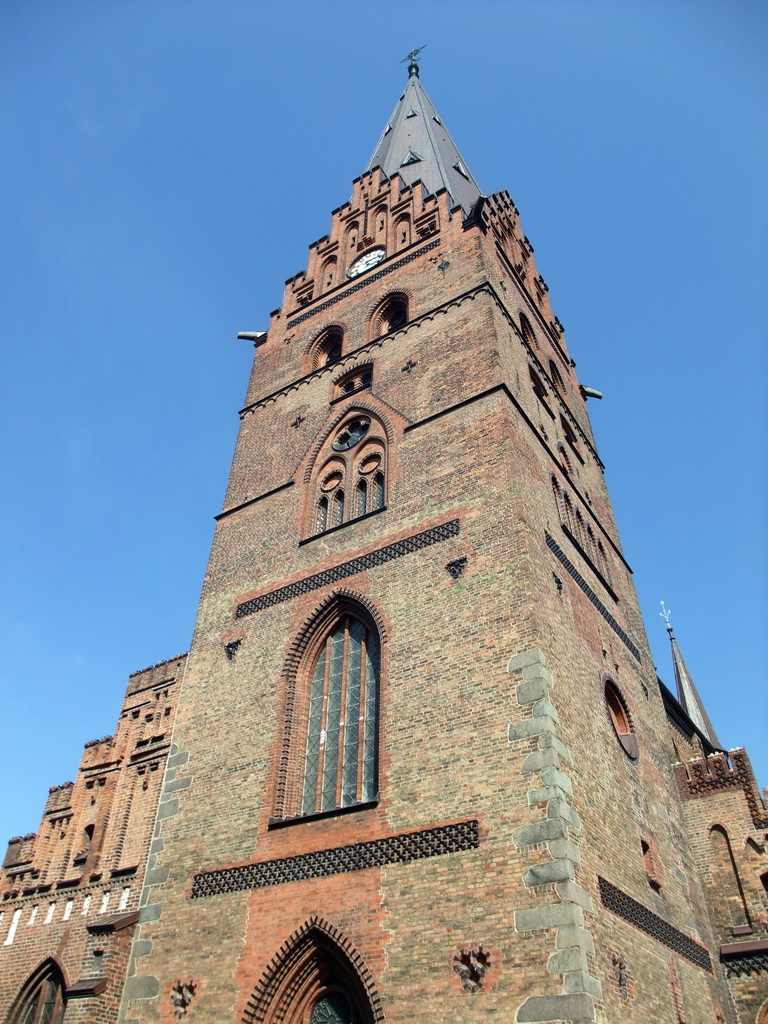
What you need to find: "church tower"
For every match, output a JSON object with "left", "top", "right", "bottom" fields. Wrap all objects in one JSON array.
[{"left": 111, "top": 62, "right": 749, "bottom": 1024}]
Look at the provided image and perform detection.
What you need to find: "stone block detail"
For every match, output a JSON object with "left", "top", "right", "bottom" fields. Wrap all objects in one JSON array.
[
  {"left": 548, "top": 839, "right": 581, "bottom": 864},
  {"left": 123, "top": 976, "right": 160, "bottom": 1001},
  {"left": 563, "top": 971, "right": 602, "bottom": 999},
  {"left": 515, "top": 903, "right": 584, "bottom": 932},
  {"left": 523, "top": 858, "right": 575, "bottom": 887},
  {"left": 508, "top": 716, "right": 557, "bottom": 742},
  {"left": 540, "top": 766, "right": 573, "bottom": 796},
  {"left": 547, "top": 946, "right": 589, "bottom": 974},
  {"left": 508, "top": 649, "right": 548, "bottom": 673},
  {"left": 521, "top": 749, "right": 563, "bottom": 773},
  {"left": 555, "top": 925, "right": 594, "bottom": 954},
  {"left": 555, "top": 881, "right": 593, "bottom": 912},
  {"left": 516, "top": 992, "right": 596, "bottom": 1022},
  {"left": 508, "top": 648, "right": 599, "bottom": 1020},
  {"left": 513, "top": 818, "right": 569, "bottom": 848}
]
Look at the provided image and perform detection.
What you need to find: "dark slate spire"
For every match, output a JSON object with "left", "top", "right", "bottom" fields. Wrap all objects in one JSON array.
[
  {"left": 661, "top": 605, "right": 724, "bottom": 749},
  {"left": 365, "top": 64, "right": 483, "bottom": 218}
]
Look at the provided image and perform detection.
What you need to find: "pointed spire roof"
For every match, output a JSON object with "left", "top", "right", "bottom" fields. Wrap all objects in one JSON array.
[
  {"left": 364, "top": 64, "right": 483, "bottom": 217},
  {"left": 662, "top": 607, "right": 724, "bottom": 749}
]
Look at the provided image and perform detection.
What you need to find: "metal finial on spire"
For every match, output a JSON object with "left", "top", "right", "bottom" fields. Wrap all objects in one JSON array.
[
  {"left": 400, "top": 45, "right": 427, "bottom": 77},
  {"left": 660, "top": 601, "right": 674, "bottom": 635}
]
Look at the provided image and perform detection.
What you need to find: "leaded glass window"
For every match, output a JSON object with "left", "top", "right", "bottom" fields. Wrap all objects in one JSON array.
[
  {"left": 12, "top": 971, "right": 65, "bottom": 1024},
  {"left": 310, "top": 992, "right": 352, "bottom": 1024},
  {"left": 373, "top": 472, "right": 385, "bottom": 510},
  {"left": 302, "top": 617, "right": 379, "bottom": 815}
]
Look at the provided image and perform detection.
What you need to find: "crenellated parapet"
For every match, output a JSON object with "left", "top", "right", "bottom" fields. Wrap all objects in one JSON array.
[{"left": 674, "top": 749, "right": 768, "bottom": 828}]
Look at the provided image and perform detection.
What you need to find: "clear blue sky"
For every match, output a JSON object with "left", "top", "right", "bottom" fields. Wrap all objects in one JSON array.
[{"left": 1, "top": 0, "right": 766, "bottom": 843}]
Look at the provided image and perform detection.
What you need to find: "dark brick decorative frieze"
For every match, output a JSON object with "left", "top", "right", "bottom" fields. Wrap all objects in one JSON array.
[
  {"left": 235, "top": 520, "right": 460, "bottom": 619},
  {"left": 674, "top": 751, "right": 768, "bottom": 828},
  {"left": 724, "top": 952, "right": 768, "bottom": 978},
  {"left": 546, "top": 534, "right": 641, "bottom": 662},
  {"left": 286, "top": 240, "right": 441, "bottom": 328},
  {"left": 190, "top": 820, "right": 479, "bottom": 898},
  {"left": 598, "top": 876, "right": 712, "bottom": 972}
]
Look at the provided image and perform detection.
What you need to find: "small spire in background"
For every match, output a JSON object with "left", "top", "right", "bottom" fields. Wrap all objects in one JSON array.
[
  {"left": 660, "top": 601, "right": 724, "bottom": 750},
  {"left": 401, "top": 45, "right": 427, "bottom": 78}
]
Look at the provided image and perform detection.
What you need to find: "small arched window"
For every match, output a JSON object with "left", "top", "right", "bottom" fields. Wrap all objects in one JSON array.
[
  {"left": 529, "top": 366, "right": 550, "bottom": 408},
  {"left": 552, "top": 477, "right": 566, "bottom": 524},
  {"left": 320, "top": 258, "right": 337, "bottom": 294},
  {"left": 549, "top": 359, "right": 565, "bottom": 393},
  {"left": 8, "top": 962, "right": 66, "bottom": 1024},
  {"left": 562, "top": 493, "right": 576, "bottom": 535},
  {"left": 597, "top": 540, "right": 612, "bottom": 584},
  {"left": 313, "top": 329, "right": 344, "bottom": 369},
  {"left": 374, "top": 295, "right": 409, "bottom": 337},
  {"left": 302, "top": 615, "right": 380, "bottom": 815},
  {"left": 557, "top": 443, "right": 572, "bottom": 475},
  {"left": 395, "top": 215, "right": 411, "bottom": 249},
  {"left": 520, "top": 312, "right": 538, "bottom": 350}
]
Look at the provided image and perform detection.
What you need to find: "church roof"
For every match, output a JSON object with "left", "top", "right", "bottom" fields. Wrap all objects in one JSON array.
[
  {"left": 364, "top": 66, "right": 483, "bottom": 218},
  {"left": 667, "top": 624, "right": 724, "bottom": 750}
]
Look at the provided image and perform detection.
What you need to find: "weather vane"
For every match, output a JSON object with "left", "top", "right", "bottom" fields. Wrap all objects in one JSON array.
[
  {"left": 401, "top": 45, "right": 427, "bottom": 76},
  {"left": 660, "top": 601, "right": 673, "bottom": 634}
]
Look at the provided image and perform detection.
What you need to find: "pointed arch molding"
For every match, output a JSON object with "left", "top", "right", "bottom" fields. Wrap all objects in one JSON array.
[
  {"left": 301, "top": 403, "right": 398, "bottom": 486},
  {"left": 241, "top": 917, "right": 384, "bottom": 1024},
  {"left": 5, "top": 958, "right": 68, "bottom": 1024}
]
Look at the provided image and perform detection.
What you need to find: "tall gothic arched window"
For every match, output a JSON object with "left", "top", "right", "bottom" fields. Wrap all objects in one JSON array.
[
  {"left": 302, "top": 615, "right": 379, "bottom": 816},
  {"left": 8, "top": 961, "right": 66, "bottom": 1024}
]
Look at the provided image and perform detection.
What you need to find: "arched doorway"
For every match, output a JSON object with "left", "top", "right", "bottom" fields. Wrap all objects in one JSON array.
[{"left": 242, "top": 917, "right": 382, "bottom": 1024}]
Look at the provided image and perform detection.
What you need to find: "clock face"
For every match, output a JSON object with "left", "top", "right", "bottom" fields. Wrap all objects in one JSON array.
[{"left": 347, "top": 247, "right": 386, "bottom": 278}]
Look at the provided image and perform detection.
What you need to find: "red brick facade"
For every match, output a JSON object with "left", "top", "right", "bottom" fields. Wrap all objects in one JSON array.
[
  {"left": 0, "top": 658, "right": 185, "bottom": 1023},
  {"left": 2, "top": 76, "right": 766, "bottom": 1024}
]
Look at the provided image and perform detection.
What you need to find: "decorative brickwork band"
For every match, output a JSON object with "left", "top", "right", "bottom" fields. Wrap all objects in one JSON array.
[
  {"left": 674, "top": 750, "right": 768, "bottom": 828},
  {"left": 545, "top": 534, "right": 641, "bottom": 661},
  {"left": 597, "top": 876, "right": 712, "bottom": 972},
  {"left": 235, "top": 520, "right": 460, "bottom": 619},
  {"left": 721, "top": 947, "right": 768, "bottom": 979},
  {"left": 286, "top": 240, "right": 441, "bottom": 327},
  {"left": 191, "top": 819, "right": 479, "bottom": 898}
]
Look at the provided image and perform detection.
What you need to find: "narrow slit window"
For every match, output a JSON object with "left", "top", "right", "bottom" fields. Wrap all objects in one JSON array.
[{"left": 356, "top": 480, "right": 368, "bottom": 517}]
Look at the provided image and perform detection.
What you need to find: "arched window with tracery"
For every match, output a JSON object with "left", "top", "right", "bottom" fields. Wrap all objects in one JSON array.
[
  {"left": 311, "top": 415, "right": 387, "bottom": 536},
  {"left": 7, "top": 961, "right": 66, "bottom": 1024},
  {"left": 302, "top": 614, "right": 379, "bottom": 815}
]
